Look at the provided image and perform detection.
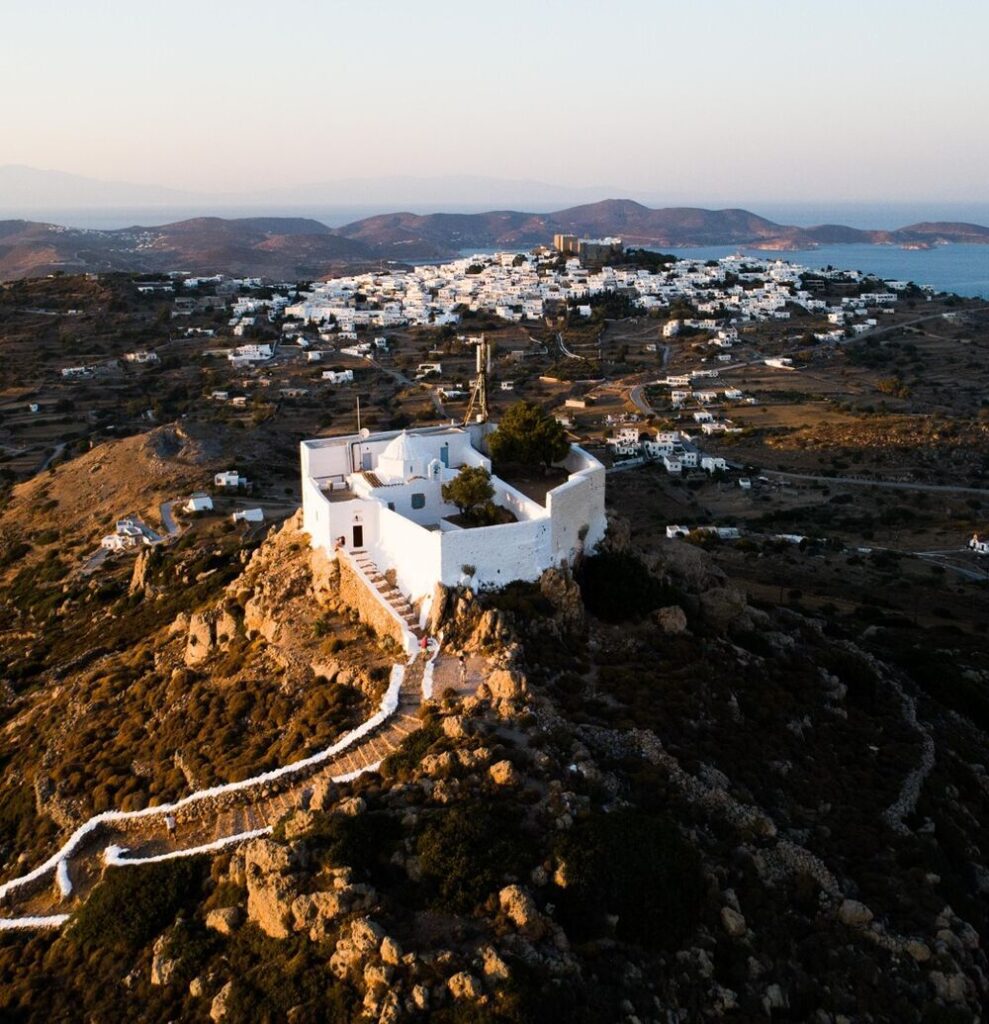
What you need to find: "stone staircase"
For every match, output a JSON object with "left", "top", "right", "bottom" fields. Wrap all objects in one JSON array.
[
  {"left": 351, "top": 549, "right": 422, "bottom": 638},
  {"left": 0, "top": 652, "right": 432, "bottom": 922}
]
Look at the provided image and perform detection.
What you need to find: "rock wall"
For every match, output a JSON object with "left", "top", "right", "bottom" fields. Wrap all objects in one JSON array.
[{"left": 336, "top": 554, "right": 407, "bottom": 651}]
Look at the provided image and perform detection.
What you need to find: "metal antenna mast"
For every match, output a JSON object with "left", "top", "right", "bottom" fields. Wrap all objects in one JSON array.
[{"left": 463, "top": 334, "right": 491, "bottom": 425}]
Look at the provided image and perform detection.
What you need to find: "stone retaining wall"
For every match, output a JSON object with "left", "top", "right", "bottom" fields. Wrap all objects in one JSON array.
[{"left": 336, "top": 553, "right": 408, "bottom": 651}]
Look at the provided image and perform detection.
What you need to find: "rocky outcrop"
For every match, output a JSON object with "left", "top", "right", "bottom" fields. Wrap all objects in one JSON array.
[
  {"left": 538, "top": 567, "right": 585, "bottom": 634},
  {"left": 185, "top": 611, "right": 215, "bottom": 665},
  {"left": 244, "top": 838, "right": 302, "bottom": 939},
  {"left": 150, "top": 932, "right": 177, "bottom": 986},
  {"left": 486, "top": 668, "right": 527, "bottom": 702}
]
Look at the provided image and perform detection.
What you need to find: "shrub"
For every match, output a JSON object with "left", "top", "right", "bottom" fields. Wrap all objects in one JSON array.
[
  {"left": 71, "top": 858, "right": 208, "bottom": 953},
  {"left": 576, "top": 552, "right": 677, "bottom": 623},
  {"left": 552, "top": 810, "right": 702, "bottom": 950},
  {"left": 416, "top": 800, "right": 535, "bottom": 912},
  {"left": 381, "top": 720, "right": 442, "bottom": 780}
]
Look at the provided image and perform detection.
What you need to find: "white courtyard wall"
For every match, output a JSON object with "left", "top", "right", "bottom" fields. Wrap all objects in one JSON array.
[
  {"left": 548, "top": 447, "right": 607, "bottom": 560},
  {"left": 372, "top": 507, "right": 442, "bottom": 601},
  {"left": 302, "top": 475, "right": 332, "bottom": 547},
  {"left": 439, "top": 518, "right": 550, "bottom": 589}
]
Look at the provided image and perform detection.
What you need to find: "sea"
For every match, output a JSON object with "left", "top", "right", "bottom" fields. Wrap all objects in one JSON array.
[{"left": 658, "top": 244, "right": 989, "bottom": 300}]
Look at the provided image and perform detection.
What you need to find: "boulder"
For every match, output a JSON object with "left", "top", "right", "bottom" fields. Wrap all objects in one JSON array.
[
  {"left": 338, "top": 796, "right": 366, "bottom": 816},
  {"left": 410, "top": 985, "right": 430, "bottom": 1011},
  {"left": 244, "top": 838, "right": 300, "bottom": 939},
  {"left": 215, "top": 606, "right": 239, "bottom": 647},
  {"left": 441, "top": 715, "right": 470, "bottom": 739},
  {"left": 351, "top": 917, "right": 386, "bottom": 954},
  {"left": 487, "top": 669, "right": 526, "bottom": 701},
  {"left": 282, "top": 810, "right": 315, "bottom": 840},
  {"left": 380, "top": 936, "right": 403, "bottom": 965},
  {"left": 471, "top": 608, "right": 505, "bottom": 647},
  {"left": 499, "top": 885, "right": 545, "bottom": 939},
  {"left": 905, "top": 939, "right": 931, "bottom": 962},
  {"left": 837, "top": 898, "right": 873, "bottom": 928},
  {"left": 447, "top": 972, "right": 483, "bottom": 1001},
  {"left": 699, "top": 586, "right": 751, "bottom": 632},
  {"left": 928, "top": 970, "right": 970, "bottom": 1004},
  {"left": 721, "top": 906, "right": 747, "bottom": 938},
  {"left": 539, "top": 567, "right": 586, "bottom": 633},
  {"left": 330, "top": 918, "right": 386, "bottom": 979},
  {"left": 130, "top": 547, "right": 152, "bottom": 594},
  {"left": 489, "top": 760, "right": 521, "bottom": 787},
  {"left": 480, "top": 945, "right": 511, "bottom": 982},
  {"left": 427, "top": 582, "right": 450, "bottom": 634},
  {"left": 310, "top": 776, "right": 338, "bottom": 812},
  {"left": 206, "top": 906, "right": 242, "bottom": 936},
  {"left": 185, "top": 612, "right": 215, "bottom": 665},
  {"left": 655, "top": 604, "right": 688, "bottom": 634},
  {"left": 210, "top": 981, "right": 233, "bottom": 1022},
  {"left": 291, "top": 890, "right": 346, "bottom": 936},
  {"left": 150, "top": 933, "right": 177, "bottom": 986}
]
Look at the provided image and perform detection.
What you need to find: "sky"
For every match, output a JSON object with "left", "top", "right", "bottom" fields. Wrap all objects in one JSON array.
[{"left": 2, "top": 0, "right": 988, "bottom": 205}]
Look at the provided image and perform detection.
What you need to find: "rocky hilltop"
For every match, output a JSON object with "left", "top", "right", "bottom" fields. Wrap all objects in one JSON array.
[
  {"left": 2, "top": 202, "right": 988, "bottom": 280},
  {"left": 1, "top": 494, "right": 987, "bottom": 1023}
]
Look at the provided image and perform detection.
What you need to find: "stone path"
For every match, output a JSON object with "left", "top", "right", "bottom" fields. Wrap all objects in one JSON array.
[{"left": 0, "top": 647, "right": 434, "bottom": 925}]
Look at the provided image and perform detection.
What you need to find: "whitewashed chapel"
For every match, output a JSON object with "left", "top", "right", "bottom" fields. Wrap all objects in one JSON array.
[{"left": 300, "top": 423, "right": 606, "bottom": 610}]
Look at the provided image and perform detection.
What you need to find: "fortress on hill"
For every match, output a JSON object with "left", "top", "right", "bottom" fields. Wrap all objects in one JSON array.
[{"left": 300, "top": 422, "right": 607, "bottom": 619}]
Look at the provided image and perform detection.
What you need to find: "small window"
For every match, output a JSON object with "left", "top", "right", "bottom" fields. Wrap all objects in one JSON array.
[
  {"left": 387, "top": 502, "right": 395, "bottom": 511},
  {"left": 411, "top": 493, "right": 425, "bottom": 510}
]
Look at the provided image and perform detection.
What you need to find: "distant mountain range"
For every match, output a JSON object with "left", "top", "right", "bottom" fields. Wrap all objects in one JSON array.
[{"left": 1, "top": 199, "right": 988, "bottom": 281}]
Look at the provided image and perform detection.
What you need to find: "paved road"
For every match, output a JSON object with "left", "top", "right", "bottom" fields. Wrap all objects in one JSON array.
[
  {"left": 556, "top": 331, "right": 580, "bottom": 360},
  {"left": 159, "top": 499, "right": 180, "bottom": 536},
  {"left": 760, "top": 469, "right": 989, "bottom": 498},
  {"left": 628, "top": 383, "right": 656, "bottom": 416},
  {"left": 37, "top": 442, "right": 66, "bottom": 473}
]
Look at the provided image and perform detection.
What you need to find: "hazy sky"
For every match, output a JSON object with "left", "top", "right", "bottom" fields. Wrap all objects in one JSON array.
[{"left": 3, "top": 0, "right": 988, "bottom": 202}]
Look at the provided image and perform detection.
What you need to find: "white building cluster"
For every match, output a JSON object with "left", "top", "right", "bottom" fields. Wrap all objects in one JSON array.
[
  {"left": 606, "top": 427, "right": 728, "bottom": 476},
  {"left": 281, "top": 250, "right": 905, "bottom": 337}
]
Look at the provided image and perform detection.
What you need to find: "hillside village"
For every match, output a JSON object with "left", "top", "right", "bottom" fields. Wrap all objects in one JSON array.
[{"left": 282, "top": 247, "right": 909, "bottom": 336}]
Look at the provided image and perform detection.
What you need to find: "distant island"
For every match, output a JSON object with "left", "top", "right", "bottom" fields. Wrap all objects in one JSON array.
[{"left": 2, "top": 199, "right": 988, "bottom": 280}]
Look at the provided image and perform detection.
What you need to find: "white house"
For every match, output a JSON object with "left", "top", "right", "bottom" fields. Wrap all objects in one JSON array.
[
  {"left": 970, "top": 533, "right": 989, "bottom": 555},
  {"left": 100, "top": 516, "right": 150, "bottom": 551},
  {"left": 184, "top": 493, "right": 214, "bottom": 513},
  {"left": 300, "top": 423, "right": 606, "bottom": 616},
  {"left": 701, "top": 456, "right": 728, "bottom": 473},
  {"left": 215, "top": 470, "right": 248, "bottom": 489},
  {"left": 228, "top": 343, "right": 273, "bottom": 363},
  {"left": 232, "top": 508, "right": 265, "bottom": 524},
  {"left": 322, "top": 369, "right": 354, "bottom": 385}
]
